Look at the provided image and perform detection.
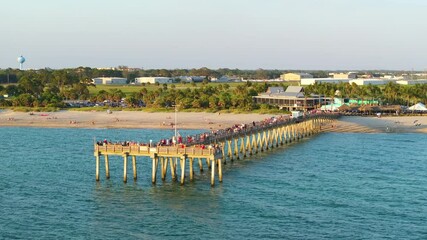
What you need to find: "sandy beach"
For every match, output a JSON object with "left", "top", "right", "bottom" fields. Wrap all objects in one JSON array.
[
  {"left": 0, "top": 110, "right": 274, "bottom": 130},
  {"left": 0, "top": 110, "right": 426, "bottom": 133},
  {"left": 324, "top": 115, "right": 427, "bottom": 133}
]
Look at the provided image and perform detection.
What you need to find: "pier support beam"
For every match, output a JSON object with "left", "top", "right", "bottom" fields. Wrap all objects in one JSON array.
[
  {"left": 234, "top": 138, "right": 239, "bottom": 160},
  {"left": 198, "top": 158, "right": 203, "bottom": 172},
  {"left": 152, "top": 156, "right": 159, "bottom": 184},
  {"left": 206, "top": 158, "right": 211, "bottom": 169},
  {"left": 210, "top": 158, "right": 216, "bottom": 186},
  {"left": 132, "top": 155, "right": 137, "bottom": 180},
  {"left": 123, "top": 154, "right": 128, "bottom": 183},
  {"left": 169, "top": 157, "right": 177, "bottom": 181},
  {"left": 161, "top": 157, "right": 168, "bottom": 181},
  {"left": 180, "top": 156, "right": 186, "bottom": 185},
  {"left": 244, "top": 136, "right": 250, "bottom": 157},
  {"left": 95, "top": 154, "right": 100, "bottom": 181},
  {"left": 104, "top": 155, "right": 110, "bottom": 179},
  {"left": 189, "top": 158, "right": 194, "bottom": 181},
  {"left": 221, "top": 142, "right": 225, "bottom": 159},
  {"left": 227, "top": 140, "right": 233, "bottom": 161},
  {"left": 218, "top": 159, "right": 223, "bottom": 182}
]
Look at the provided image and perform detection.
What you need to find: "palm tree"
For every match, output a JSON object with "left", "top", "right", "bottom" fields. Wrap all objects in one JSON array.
[{"left": 383, "top": 82, "right": 399, "bottom": 104}]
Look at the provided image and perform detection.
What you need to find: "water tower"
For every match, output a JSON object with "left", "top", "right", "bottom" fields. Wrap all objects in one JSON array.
[{"left": 17, "top": 55, "right": 26, "bottom": 70}]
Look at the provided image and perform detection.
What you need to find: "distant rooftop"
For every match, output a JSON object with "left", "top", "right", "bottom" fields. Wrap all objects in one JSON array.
[{"left": 261, "top": 86, "right": 304, "bottom": 98}]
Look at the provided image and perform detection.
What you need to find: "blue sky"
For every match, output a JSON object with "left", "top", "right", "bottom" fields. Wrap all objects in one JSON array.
[{"left": 1, "top": 0, "right": 426, "bottom": 70}]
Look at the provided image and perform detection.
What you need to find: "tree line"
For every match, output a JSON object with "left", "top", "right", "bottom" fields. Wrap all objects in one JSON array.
[
  {"left": 0, "top": 67, "right": 426, "bottom": 110},
  {"left": 0, "top": 67, "right": 330, "bottom": 84},
  {"left": 91, "top": 82, "right": 270, "bottom": 112}
]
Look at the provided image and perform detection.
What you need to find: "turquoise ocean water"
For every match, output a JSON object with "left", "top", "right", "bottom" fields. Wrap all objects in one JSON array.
[{"left": 0, "top": 127, "right": 426, "bottom": 239}]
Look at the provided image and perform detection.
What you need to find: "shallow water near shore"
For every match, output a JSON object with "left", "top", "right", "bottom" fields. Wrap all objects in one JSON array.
[{"left": 1, "top": 128, "right": 426, "bottom": 239}]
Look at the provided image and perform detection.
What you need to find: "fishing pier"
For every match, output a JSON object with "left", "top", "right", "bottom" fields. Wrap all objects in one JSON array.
[{"left": 93, "top": 114, "right": 336, "bottom": 186}]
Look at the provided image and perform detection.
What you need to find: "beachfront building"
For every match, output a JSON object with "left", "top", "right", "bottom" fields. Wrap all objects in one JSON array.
[
  {"left": 320, "top": 97, "right": 381, "bottom": 111},
  {"left": 92, "top": 77, "right": 128, "bottom": 85},
  {"left": 134, "top": 77, "right": 172, "bottom": 84},
  {"left": 321, "top": 98, "right": 353, "bottom": 111},
  {"left": 280, "top": 73, "right": 313, "bottom": 82},
  {"left": 253, "top": 86, "right": 330, "bottom": 111},
  {"left": 320, "top": 100, "right": 343, "bottom": 111}
]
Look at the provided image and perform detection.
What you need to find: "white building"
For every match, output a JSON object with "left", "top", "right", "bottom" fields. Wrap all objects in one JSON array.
[
  {"left": 211, "top": 76, "right": 232, "bottom": 82},
  {"left": 211, "top": 76, "right": 242, "bottom": 82},
  {"left": 301, "top": 78, "right": 350, "bottom": 85},
  {"left": 135, "top": 77, "right": 172, "bottom": 84},
  {"left": 349, "top": 79, "right": 391, "bottom": 85},
  {"left": 396, "top": 79, "right": 427, "bottom": 85},
  {"left": 92, "top": 77, "right": 128, "bottom": 85},
  {"left": 280, "top": 72, "right": 313, "bottom": 82},
  {"left": 176, "top": 76, "right": 206, "bottom": 83},
  {"left": 329, "top": 72, "right": 357, "bottom": 79}
]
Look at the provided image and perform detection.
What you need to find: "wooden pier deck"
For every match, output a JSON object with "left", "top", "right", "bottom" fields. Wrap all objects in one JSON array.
[{"left": 93, "top": 114, "right": 337, "bottom": 186}]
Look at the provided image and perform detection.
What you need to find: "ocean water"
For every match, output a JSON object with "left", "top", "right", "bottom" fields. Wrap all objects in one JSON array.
[{"left": 0, "top": 127, "right": 426, "bottom": 239}]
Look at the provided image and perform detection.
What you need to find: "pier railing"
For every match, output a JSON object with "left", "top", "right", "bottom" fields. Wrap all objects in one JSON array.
[{"left": 95, "top": 144, "right": 220, "bottom": 157}]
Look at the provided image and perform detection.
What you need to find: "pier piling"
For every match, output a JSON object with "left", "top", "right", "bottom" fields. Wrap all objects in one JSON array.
[
  {"left": 180, "top": 156, "right": 186, "bottom": 185},
  {"left": 210, "top": 159, "right": 216, "bottom": 186},
  {"left": 132, "top": 155, "right": 137, "bottom": 180},
  {"left": 152, "top": 156, "right": 158, "bottom": 184},
  {"left": 95, "top": 155, "right": 100, "bottom": 181},
  {"left": 189, "top": 158, "right": 194, "bottom": 181},
  {"left": 198, "top": 158, "right": 203, "bottom": 172},
  {"left": 105, "top": 155, "right": 110, "bottom": 179},
  {"left": 123, "top": 154, "right": 128, "bottom": 183}
]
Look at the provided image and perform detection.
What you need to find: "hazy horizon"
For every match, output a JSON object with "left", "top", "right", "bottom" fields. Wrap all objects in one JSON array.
[{"left": 2, "top": 0, "right": 427, "bottom": 71}]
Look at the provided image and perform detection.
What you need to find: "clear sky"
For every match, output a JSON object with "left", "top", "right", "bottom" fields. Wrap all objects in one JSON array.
[{"left": 1, "top": 0, "right": 426, "bottom": 70}]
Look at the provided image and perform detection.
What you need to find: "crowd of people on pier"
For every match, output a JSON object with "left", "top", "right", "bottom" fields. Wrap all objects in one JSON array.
[{"left": 95, "top": 112, "right": 329, "bottom": 150}]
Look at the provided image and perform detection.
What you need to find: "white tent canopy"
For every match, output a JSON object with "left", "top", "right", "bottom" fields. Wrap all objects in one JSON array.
[{"left": 408, "top": 102, "right": 427, "bottom": 111}]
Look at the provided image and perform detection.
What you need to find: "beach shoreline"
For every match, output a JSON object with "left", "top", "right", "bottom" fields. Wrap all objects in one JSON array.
[{"left": 0, "top": 110, "right": 426, "bottom": 133}]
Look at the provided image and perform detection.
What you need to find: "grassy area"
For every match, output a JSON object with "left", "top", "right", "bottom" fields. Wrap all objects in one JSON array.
[{"left": 9, "top": 107, "right": 60, "bottom": 112}]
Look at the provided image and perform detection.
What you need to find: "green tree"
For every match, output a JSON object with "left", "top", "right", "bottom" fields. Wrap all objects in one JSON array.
[
  {"left": 125, "top": 92, "right": 140, "bottom": 107},
  {"left": 12, "top": 93, "right": 35, "bottom": 107},
  {"left": 255, "top": 69, "right": 268, "bottom": 79},
  {"left": 108, "top": 89, "right": 125, "bottom": 104},
  {"left": 218, "top": 92, "right": 232, "bottom": 109}
]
